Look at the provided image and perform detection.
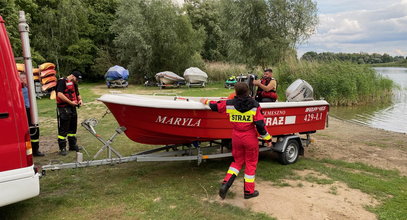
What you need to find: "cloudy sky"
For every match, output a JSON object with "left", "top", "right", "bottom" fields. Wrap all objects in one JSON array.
[{"left": 297, "top": 0, "right": 407, "bottom": 57}]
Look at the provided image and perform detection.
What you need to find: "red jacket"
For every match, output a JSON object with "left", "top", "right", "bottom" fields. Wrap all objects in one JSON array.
[{"left": 208, "top": 96, "right": 271, "bottom": 141}]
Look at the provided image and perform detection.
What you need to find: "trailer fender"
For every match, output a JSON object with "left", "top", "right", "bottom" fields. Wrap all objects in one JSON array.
[{"left": 272, "top": 135, "right": 303, "bottom": 155}]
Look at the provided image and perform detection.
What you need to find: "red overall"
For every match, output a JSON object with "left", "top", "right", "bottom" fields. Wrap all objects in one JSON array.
[{"left": 208, "top": 97, "right": 271, "bottom": 194}]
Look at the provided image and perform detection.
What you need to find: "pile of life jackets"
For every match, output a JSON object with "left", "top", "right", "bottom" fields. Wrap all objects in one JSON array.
[{"left": 39, "top": 62, "right": 57, "bottom": 93}]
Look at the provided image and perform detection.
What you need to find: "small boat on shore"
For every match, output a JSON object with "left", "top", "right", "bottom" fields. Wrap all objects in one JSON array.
[
  {"left": 98, "top": 94, "right": 329, "bottom": 145},
  {"left": 183, "top": 67, "right": 208, "bottom": 87},
  {"left": 155, "top": 71, "right": 184, "bottom": 85}
]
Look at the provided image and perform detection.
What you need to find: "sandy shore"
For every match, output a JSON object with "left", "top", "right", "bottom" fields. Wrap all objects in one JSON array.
[{"left": 309, "top": 117, "right": 407, "bottom": 176}]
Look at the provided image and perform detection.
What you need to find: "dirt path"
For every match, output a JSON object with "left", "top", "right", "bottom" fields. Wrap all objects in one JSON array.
[
  {"left": 217, "top": 117, "right": 406, "bottom": 219},
  {"left": 216, "top": 171, "right": 378, "bottom": 220},
  {"left": 310, "top": 117, "right": 407, "bottom": 176}
]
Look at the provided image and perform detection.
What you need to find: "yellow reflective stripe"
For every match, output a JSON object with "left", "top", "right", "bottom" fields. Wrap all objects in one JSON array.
[
  {"left": 58, "top": 135, "right": 66, "bottom": 140},
  {"left": 261, "top": 133, "right": 271, "bottom": 140},
  {"left": 228, "top": 109, "right": 256, "bottom": 122},
  {"left": 227, "top": 167, "right": 239, "bottom": 176},
  {"left": 226, "top": 106, "right": 257, "bottom": 112},
  {"left": 31, "top": 139, "right": 39, "bottom": 142},
  {"left": 67, "top": 134, "right": 76, "bottom": 137},
  {"left": 227, "top": 109, "right": 256, "bottom": 116},
  {"left": 244, "top": 174, "right": 255, "bottom": 183}
]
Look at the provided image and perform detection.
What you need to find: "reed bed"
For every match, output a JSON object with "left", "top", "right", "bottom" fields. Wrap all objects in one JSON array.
[
  {"left": 276, "top": 59, "right": 393, "bottom": 105},
  {"left": 204, "top": 60, "right": 394, "bottom": 106}
]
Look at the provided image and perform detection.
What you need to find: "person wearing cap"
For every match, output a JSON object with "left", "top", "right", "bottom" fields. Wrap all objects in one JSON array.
[
  {"left": 55, "top": 70, "right": 83, "bottom": 155},
  {"left": 253, "top": 68, "right": 278, "bottom": 102}
]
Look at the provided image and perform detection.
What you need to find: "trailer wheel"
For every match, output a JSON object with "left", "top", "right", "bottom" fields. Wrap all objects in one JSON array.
[{"left": 278, "top": 139, "right": 299, "bottom": 165}]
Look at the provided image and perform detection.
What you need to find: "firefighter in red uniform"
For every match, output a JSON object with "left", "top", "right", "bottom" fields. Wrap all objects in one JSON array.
[
  {"left": 253, "top": 68, "right": 278, "bottom": 102},
  {"left": 56, "top": 70, "right": 83, "bottom": 156},
  {"left": 200, "top": 82, "right": 272, "bottom": 199}
]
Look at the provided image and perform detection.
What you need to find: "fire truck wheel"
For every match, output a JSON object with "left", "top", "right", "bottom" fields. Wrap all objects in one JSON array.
[{"left": 278, "top": 139, "right": 299, "bottom": 165}]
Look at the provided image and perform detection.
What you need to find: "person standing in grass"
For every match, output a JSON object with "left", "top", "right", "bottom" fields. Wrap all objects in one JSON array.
[
  {"left": 253, "top": 68, "right": 278, "bottom": 102},
  {"left": 56, "top": 70, "right": 83, "bottom": 156},
  {"left": 20, "top": 73, "right": 44, "bottom": 157},
  {"left": 200, "top": 82, "right": 272, "bottom": 199}
]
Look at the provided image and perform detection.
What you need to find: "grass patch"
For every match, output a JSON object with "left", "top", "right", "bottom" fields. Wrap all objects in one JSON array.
[
  {"left": 328, "top": 186, "right": 338, "bottom": 195},
  {"left": 304, "top": 174, "right": 334, "bottom": 185},
  {"left": 1, "top": 160, "right": 274, "bottom": 220}
]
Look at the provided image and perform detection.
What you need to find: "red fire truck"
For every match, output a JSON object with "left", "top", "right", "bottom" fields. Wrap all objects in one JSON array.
[{"left": 0, "top": 13, "right": 40, "bottom": 207}]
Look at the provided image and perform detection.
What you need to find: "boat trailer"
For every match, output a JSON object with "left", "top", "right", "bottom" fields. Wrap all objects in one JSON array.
[{"left": 41, "top": 118, "right": 314, "bottom": 173}]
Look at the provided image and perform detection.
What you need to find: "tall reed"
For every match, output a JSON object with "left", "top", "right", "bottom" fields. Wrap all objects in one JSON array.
[
  {"left": 203, "top": 62, "right": 248, "bottom": 82},
  {"left": 276, "top": 59, "right": 394, "bottom": 106},
  {"left": 204, "top": 59, "right": 394, "bottom": 106}
]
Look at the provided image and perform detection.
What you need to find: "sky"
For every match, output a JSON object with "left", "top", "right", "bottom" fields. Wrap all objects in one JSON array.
[{"left": 297, "top": 0, "right": 407, "bottom": 57}]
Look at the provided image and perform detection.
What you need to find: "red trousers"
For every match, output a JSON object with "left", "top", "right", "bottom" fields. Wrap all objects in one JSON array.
[{"left": 223, "top": 129, "right": 259, "bottom": 194}]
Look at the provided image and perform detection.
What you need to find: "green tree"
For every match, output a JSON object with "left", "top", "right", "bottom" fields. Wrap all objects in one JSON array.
[
  {"left": 111, "top": 0, "right": 204, "bottom": 82},
  {"left": 220, "top": 0, "right": 318, "bottom": 69},
  {"left": 83, "top": 0, "right": 119, "bottom": 79},
  {"left": 1, "top": 0, "right": 21, "bottom": 56},
  {"left": 220, "top": 0, "right": 272, "bottom": 69},
  {"left": 25, "top": 0, "right": 95, "bottom": 76},
  {"left": 184, "top": 0, "right": 224, "bottom": 61},
  {"left": 301, "top": 51, "right": 318, "bottom": 61}
]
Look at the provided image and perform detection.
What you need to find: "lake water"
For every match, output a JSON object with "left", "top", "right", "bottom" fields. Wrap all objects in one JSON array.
[{"left": 330, "top": 67, "right": 407, "bottom": 134}]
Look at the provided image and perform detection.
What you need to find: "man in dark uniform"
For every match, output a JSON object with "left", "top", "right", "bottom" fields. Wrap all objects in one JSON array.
[
  {"left": 253, "top": 68, "right": 278, "bottom": 102},
  {"left": 56, "top": 70, "right": 83, "bottom": 156},
  {"left": 201, "top": 82, "right": 272, "bottom": 199},
  {"left": 20, "top": 73, "right": 44, "bottom": 156}
]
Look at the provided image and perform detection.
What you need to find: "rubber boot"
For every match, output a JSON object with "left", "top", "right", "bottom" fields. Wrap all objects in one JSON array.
[
  {"left": 244, "top": 179, "right": 259, "bottom": 199},
  {"left": 58, "top": 139, "right": 67, "bottom": 156},
  {"left": 219, "top": 174, "right": 236, "bottom": 199},
  {"left": 32, "top": 142, "right": 45, "bottom": 157},
  {"left": 68, "top": 136, "right": 81, "bottom": 152},
  {"left": 244, "top": 190, "right": 259, "bottom": 199}
]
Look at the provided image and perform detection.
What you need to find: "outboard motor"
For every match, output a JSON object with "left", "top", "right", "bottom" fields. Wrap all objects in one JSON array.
[
  {"left": 247, "top": 74, "right": 257, "bottom": 97},
  {"left": 286, "top": 79, "right": 314, "bottom": 102}
]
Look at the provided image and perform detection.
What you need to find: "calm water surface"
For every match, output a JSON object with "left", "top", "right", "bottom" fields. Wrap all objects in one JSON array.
[{"left": 330, "top": 67, "right": 407, "bottom": 134}]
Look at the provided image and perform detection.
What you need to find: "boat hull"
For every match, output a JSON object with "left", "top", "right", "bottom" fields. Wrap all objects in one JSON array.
[
  {"left": 100, "top": 95, "right": 329, "bottom": 145},
  {"left": 184, "top": 75, "right": 207, "bottom": 84}
]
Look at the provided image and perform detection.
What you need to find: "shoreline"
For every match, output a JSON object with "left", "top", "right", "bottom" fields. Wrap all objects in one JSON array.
[{"left": 307, "top": 117, "right": 407, "bottom": 176}]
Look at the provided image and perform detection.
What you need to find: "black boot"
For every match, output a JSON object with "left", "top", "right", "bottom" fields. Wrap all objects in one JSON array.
[
  {"left": 68, "top": 145, "right": 82, "bottom": 152},
  {"left": 244, "top": 190, "right": 259, "bottom": 199},
  {"left": 33, "top": 151, "right": 45, "bottom": 157},
  {"left": 58, "top": 139, "right": 67, "bottom": 156},
  {"left": 68, "top": 136, "right": 81, "bottom": 151},
  {"left": 219, "top": 174, "right": 236, "bottom": 199},
  {"left": 32, "top": 142, "right": 45, "bottom": 157}
]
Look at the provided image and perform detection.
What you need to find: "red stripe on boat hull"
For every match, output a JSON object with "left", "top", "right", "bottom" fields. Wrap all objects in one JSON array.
[{"left": 103, "top": 102, "right": 329, "bottom": 145}]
